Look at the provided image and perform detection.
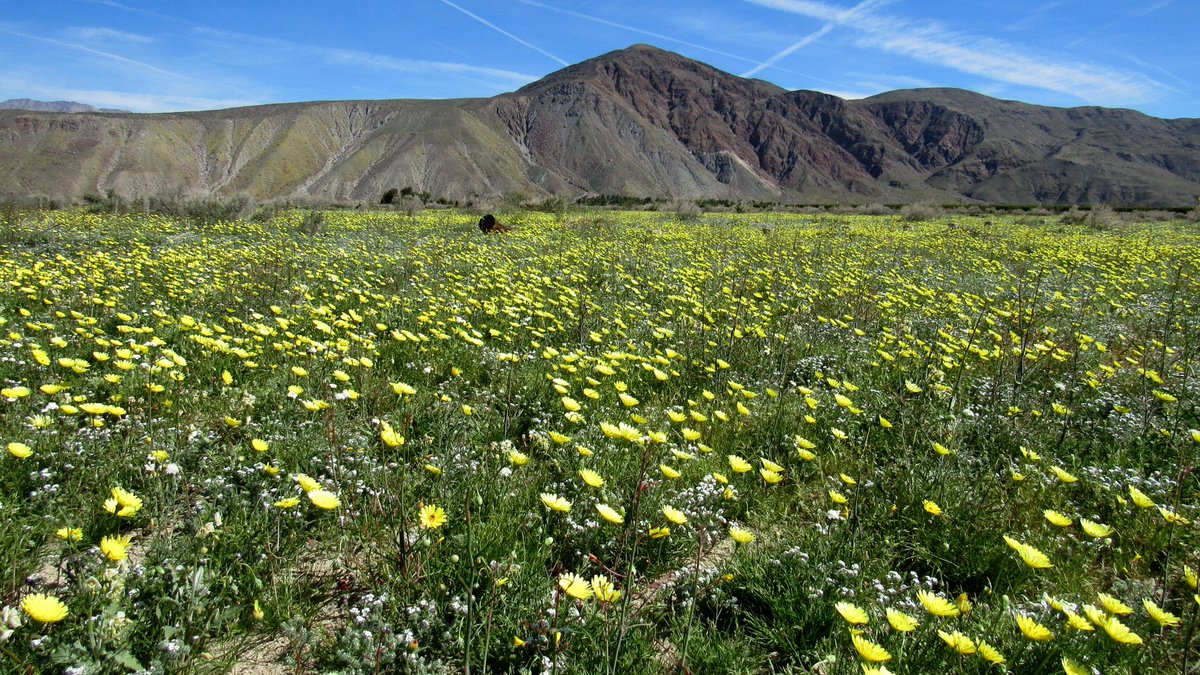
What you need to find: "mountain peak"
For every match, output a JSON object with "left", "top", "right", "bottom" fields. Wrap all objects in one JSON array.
[{"left": 0, "top": 46, "right": 1197, "bottom": 206}]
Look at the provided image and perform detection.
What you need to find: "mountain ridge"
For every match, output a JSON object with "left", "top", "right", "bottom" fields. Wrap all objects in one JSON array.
[
  {"left": 0, "top": 98, "right": 129, "bottom": 114},
  {"left": 1, "top": 45, "right": 1197, "bottom": 206}
]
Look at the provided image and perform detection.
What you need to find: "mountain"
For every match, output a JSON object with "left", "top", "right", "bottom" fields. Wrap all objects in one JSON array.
[
  {"left": 0, "top": 45, "right": 1197, "bottom": 206},
  {"left": 0, "top": 98, "right": 128, "bottom": 114}
]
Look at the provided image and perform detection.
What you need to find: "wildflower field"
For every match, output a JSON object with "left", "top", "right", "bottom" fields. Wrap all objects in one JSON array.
[{"left": 0, "top": 208, "right": 1198, "bottom": 674}]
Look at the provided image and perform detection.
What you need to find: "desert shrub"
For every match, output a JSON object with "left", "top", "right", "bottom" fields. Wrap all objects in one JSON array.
[
  {"left": 524, "top": 195, "right": 567, "bottom": 216},
  {"left": 673, "top": 199, "right": 700, "bottom": 222},
  {"left": 899, "top": 201, "right": 943, "bottom": 221}
]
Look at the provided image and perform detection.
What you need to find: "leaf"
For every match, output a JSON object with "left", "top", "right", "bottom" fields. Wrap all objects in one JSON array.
[{"left": 112, "top": 651, "right": 145, "bottom": 672}]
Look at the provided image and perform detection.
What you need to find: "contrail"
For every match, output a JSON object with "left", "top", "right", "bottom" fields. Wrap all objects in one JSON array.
[
  {"left": 435, "top": 0, "right": 569, "bottom": 66},
  {"left": 742, "top": 0, "right": 886, "bottom": 77},
  {"left": 517, "top": 0, "right": 759, "bottom": 66}
]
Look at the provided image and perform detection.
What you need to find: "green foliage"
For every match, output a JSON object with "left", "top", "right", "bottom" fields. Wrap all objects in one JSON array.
[{"left": 0, "top": 209, "right": 1196, "bottom": 673}]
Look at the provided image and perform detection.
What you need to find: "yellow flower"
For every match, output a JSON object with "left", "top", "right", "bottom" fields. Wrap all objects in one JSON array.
[
  {"left": 1, "top": 385, "right": 31, "bottom": 399},
  {"left": 923, "top": 500, "right": 942, "bottom": 516},
  {"left": 1098, "top": 592, "right": 1134, "bottom": 615},
  {"left": 977, "top": 641, "right": 1006, "bottom": 665},
  {"left": 618, "top": 392, "right": 639, "bottom": 407},
  {"left": 294, "top": 473, "right": 321, "bottom": 493},
  {"left": 308, "top": 490, "right": 340, "bottom": 509},
  {"left": 729, "top": 525, "right": 754, "bottom": 544},
  {"left": 548, "top": 431, "right": 571, "bottom": 445},
  {"left": 21, "top": 593, "right": 68, "bottom": 624},
  {"left": 660, "top": 464, "right": 681, "bottom": 479},
  {"left": 1128, "top": 485, "right": 1155, "bottom": 508},
  {"left": 251, "top": 438, "right": 269, "bottom": 453},
  {"left": 829, "top": 490, "right": 849, "bottom": 505},
  {"left": 391, "top": 382, "right": 416, "bottom": 396},
  {"left": 540, "top": 493, "right": 572, "bottom": 513},
  {"left": 794, "top": 435, "right": 817, "bottom": 450},
  {"left": 955, "top": 593, "right": 972, "bottom": 615},
  {"left": 885, "top": 607, "right": 919, "bottom": 632},
  {"left": 461, "top": 404, "right": 473, "bottom": 416},
  {"left": 508, "top": 450, "right": 530, "bottom": 465},
  {"left": 1142, "top": 598, "right": 1181, "bottom": 627},
  {"left": 1065, "top": 611, "right": 1094, "bottom": 631},
  {"left": 55, "top": 527, "right": 83, "bottom": 542},
  {"left": 1102, "top": 616, "right": 1143, "bottom": 645},
  {"left": 380, "top": 421, "right": 405, "bottom": 447},
  {"left": 561, "top": 396, "right": 581, "bottom": 412},
  {"left": 835, "top": 601, "right": 869, "bottom": 625},
  {"left": 1016, "top": 614, "right": 1053, "bottom": 641},
  {"left": 595, "top": 503, "right": 624, "bottom": 525},
  {"left": 105, "top": 487, "right": 142, "bottom": 517},
  {"left": 100, "top": 534, "right": 132, "bottom": 561},
  {"left": 937, "top": 629, "right": 975, "bottom": 654},
  {"left": 661, "top": 505, "right": 688, "bottom": 525},
  {"left": 851, "top": 634, "right": 891, "bottom": 663},
  {"left": 1079, "top": 518, "right": 1112, "bottom": 538},
  {"left": 917, "top": 590, "right": 960, "bottom": 617},
  {"left": 578, "top": 469, "right": 604, "bottom": 488},
  {"left": 1043, "top": 510, "right": 1072, "bottom": 527},
  {"left": 1061, "top": 658, "right": 1089, "bottom": 675},
  {"left": 558, "top": 573, "right": 591, "bottom": 600},
  {"left": 7, "top": 441, "right": 32, "bottom": 458},
  {"left": 878, "top": 415, "right": 892, "bottom": 429},
  {"left": 1159, "top": 506, "right": 1189, "bottom": 524},
  {"left": 273, "top": 497, "right": 300, "bottom": 508},
  {"left": 253, "top": 600, "right": 265, "bottom": 621},
  {"left": 1003, "top": 535, "right": 1053, "bottom": 569},
  {"left": 1184, "top": 565, "right": 1197, "bottom": 590},
  {"left": 905, "top": 380, "right": 922, "bottom": 393},
  {"left": 727, "top": 455, "right": 752, "bottom": 473},
  {"left": 1049, "top": 466, "right": 1078, "bottom": 483},
  {"left": 931, "top": 441, "right": 953, "bottom": 456},
  {"left": 760, "top": 468, "right": 782, "bottom": 484},
  {"left": 591, "top": 575, "right": 621, "bottom": 603},
  {"left": 1083, "top": 604, "right": 1108, "bottom": 627},
  {"left": 648, "top": 526, "right": 671, "bottom": 539},
  {"left": 419, "top": 504, "right": 447, "bottom": 529}
]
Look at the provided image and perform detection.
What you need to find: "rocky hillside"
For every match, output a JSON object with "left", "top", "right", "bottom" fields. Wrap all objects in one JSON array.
[{"left": 1, "top": 45, "right": 1197, "bottom": 206}]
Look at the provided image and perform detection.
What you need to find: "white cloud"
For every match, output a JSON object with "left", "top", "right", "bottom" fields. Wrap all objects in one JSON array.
[
  {"left": 746, "top": 0, "right": 1166, "bottom": 105},
  {"left": 194, "top": 28, "right": 538, "bottom": 89},
  {"left": 516, "top": 0, "right": 762, "bottom": 67},
  {"left": 0, "top": 27, "right": 185, "bottom": 81},
  {"left": 65, "top": 26, "right": 156, "bottom": 44}
]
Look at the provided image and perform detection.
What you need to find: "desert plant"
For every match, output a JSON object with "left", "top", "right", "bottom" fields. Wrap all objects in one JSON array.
[{"left": 899, "top": 201, "right": 943, "bottom": 221}]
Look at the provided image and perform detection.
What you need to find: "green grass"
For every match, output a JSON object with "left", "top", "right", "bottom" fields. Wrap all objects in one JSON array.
[{"left": 0, "top": 207, "right": 1196, "bottom": 674}]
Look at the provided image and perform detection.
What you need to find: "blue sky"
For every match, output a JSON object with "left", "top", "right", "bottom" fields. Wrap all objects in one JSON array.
[{"left": 0, "top": 0, "right": 1195, "bottom": 118}]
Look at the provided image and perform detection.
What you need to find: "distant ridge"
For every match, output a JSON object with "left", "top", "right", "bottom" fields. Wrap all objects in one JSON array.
[
  {"left": 0, "top": 45, "right": 1197, "bottom": 206},
  {"left": 0, "top": 98, "right": 128, "bottom": 114}
]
